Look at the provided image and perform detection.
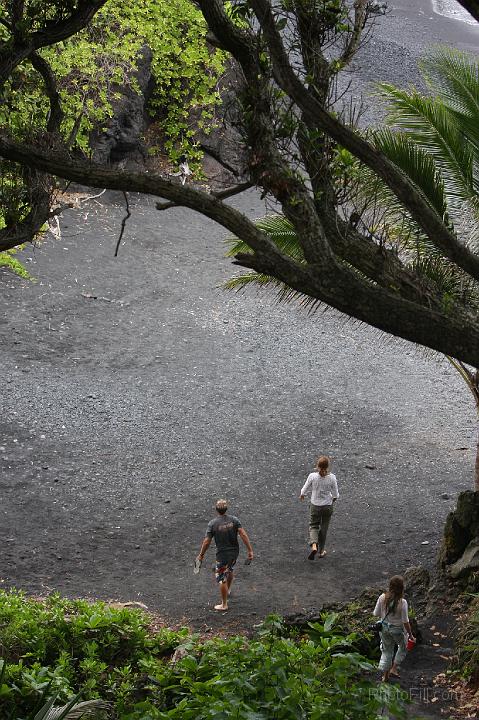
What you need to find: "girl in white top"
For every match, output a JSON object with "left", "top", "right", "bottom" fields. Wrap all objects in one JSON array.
[
  {"left": 373, "top": 575, "right": 415, "bottom": 681},
  {"left": 300, "top": 455, "right": 339, "bottom": 560}
]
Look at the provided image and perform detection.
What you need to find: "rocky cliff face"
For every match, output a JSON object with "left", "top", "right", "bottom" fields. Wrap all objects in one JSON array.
[
  {"left": 89, "top": 51, "right": 246, "bottom": 184},
  {"left": 440, "top": 491, "right": 479, "bottom": 591},
  {"left": 90, "top": 46, "right": 154, "bottom": 169}
]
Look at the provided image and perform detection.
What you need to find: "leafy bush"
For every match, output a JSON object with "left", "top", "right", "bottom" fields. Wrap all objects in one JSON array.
[
  {"left": 0, "top": 591, "right": 406, "bottom": 719},
  {"left": 1, "top": 1, "right": 224, "bottom": 161},
  {"left": 1, "top": 1, "right": 225, "bottom": 246},
  {"left": 0, "top": 590, "right": 188, "bottom": 717}
]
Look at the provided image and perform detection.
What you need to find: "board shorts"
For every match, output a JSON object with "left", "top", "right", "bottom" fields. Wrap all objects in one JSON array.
[{"left": 215, "top": 558, "right": 237, "bottom": 583}]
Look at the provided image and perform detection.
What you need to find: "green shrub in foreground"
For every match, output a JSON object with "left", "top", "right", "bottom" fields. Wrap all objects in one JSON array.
[
  {"left": 0, "top": 590, "right": 406, "bottom": 719},
  {"left": 0, "top": 590, "right": 187, "bottom": 717}
]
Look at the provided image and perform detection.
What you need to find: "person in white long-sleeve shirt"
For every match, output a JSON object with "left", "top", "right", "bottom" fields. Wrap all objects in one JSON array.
[{"left": 300, "top": 455, "right": 339, "bottom": 560}]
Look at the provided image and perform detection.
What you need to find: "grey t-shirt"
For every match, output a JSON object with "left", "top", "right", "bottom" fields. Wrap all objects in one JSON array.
[{"left": 206, "top": 514, "right": 242, "bottom": 563}]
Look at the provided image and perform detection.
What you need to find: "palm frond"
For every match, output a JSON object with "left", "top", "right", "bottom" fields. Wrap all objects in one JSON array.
[
  {"left": 352, "top": 140, "right": 446, "bottom": 259},
  {"left": 419, "top": 48, "right": 479, "bottom": 225},
  {"left": 222, "top": 272, "right": 278, "bottom": 290},
  {"left": 421, "top": 48, "right": 479, "bottom": 137},
  {"left": 408, "top": 255, "right": 479, "bottom": 310},
  {"left": 373, "top": 128, "right": 449, "bottom": 221},
  {"left": 225, "top": 215, "right": 304, "bottom": 261},
  {"left": 36, "top": 700, "right": 111, "bottom": 720},
  {"left": 376, "top": 83, "right": 478, "bottom": 216}
]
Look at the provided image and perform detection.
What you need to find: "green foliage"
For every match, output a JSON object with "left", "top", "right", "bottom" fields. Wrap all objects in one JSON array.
[
  {"left": 0, "top": 1, "right": 225, "bottom": 245},
  {"left": 122, "top": 614, "right": 403, "bottom": 720},
  {"left": 369, "top": 48, "right": 479, "bottom": 307},
  {"left": 0, "top": 590, "right": 188, "bottom": 718},
  {"left": 0, "top": 590, "right": 406, "bottom": 720},
  {"left": 0, "top": 247, "right": 32, "bottom": 279},
  {"left": 2, "top": 1, "right": 224, "bottom": 160},
  {"left": 455, "top": 594, "right": 479, "bottom": 685}
]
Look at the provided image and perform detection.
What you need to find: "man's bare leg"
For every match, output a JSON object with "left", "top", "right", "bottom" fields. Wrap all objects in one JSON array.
[
  {"left": 227, "top": 571, "right": 234, "bottom": 597},
  {"left": 214, "top": 581, "right": 228, "bottom": 611}
]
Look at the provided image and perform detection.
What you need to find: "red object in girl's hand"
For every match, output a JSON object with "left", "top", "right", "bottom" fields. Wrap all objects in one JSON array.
[{"left": 406, "top": 636, "right": 416, "bottom": 651}]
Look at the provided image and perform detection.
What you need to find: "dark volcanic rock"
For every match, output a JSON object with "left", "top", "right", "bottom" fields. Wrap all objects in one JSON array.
[
  {"left": 449, "top": 537, "right": 479, "bottom": 580},
  {"left": 90, "top": 46, "right": 154, "bottom": 167},
  {"left": 439, "top": 491, "right": 479, "bottom": 566},
  {"left": 404, "top": 565, "right": 430, "bottom": 614}
]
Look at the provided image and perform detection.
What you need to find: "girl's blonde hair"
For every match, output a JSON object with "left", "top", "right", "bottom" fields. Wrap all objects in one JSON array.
[{"left": 316, "top": 456, "right": 330, "bottom": 477}]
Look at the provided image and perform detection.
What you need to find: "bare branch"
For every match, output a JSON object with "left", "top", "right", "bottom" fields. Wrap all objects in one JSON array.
[
  {"left": 156, "top": 181, "right": 253, "bottom": 211},
  {"left": 115, "top": 191, "right": 131, "bottom": 257},
  {"left": 339, "top": 0, "right": 368, "bottom": 69},
  {"left": 2, "top": 133, "right": 479, "bottom": 364},
  {"left": 28, "top": 51, "right": 63, "bottom": 132},
  {"left": 0, "top": 134, "right": 290, "bottom": 266}
]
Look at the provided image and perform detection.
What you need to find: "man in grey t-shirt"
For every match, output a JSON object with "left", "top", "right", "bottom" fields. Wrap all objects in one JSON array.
[{"left": 196, "top": 499, "right": 254, "bottom": 611}]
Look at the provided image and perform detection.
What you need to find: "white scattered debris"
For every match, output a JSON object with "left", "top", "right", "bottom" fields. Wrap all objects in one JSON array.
[{"left": 171, "top": 159, "right": 193, "bottom": 185}]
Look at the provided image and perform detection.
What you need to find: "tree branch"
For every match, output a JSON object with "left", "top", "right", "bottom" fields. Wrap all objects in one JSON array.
[
  {"left": 0, "top": 134, "right": 291, "bottom": 266},
  {"left": 198, "top": 0, "right": 334, "bottom": 267},
  {"left": 0, "top": 50, "right": 64, "bottom": 253},
  {"left": 233, "top": 247, "right": 479, "bottom": 365},
  {"left": 156, "top": 181, "right": 253, "bottom": 211},
  {"left": 28, "top": 51, "right": 63, "bottom": 132},
  {"left": 338, "top": 0, "right": 368, "bottom": 69},
  {"left": 2, "top": 133, "right": 479, "bottom": 364},
  {"left": 249, "top": 0, "right": 479, "bottom": 283},
  {"left": 115, "top": 191, "right": 131, "bottom": 256}
]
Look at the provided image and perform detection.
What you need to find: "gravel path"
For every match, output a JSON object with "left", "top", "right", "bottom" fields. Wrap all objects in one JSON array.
[{"left": 1, "top": 2, "right": 478, "bottom": 635}]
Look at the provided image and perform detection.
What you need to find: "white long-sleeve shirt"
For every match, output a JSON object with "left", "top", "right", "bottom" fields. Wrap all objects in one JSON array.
[
  {"left": 373, "top": 593, "right": 409, "bottom": 627},
  {"left": 301, "top": 472, "right": 339, "bottom": 506}
]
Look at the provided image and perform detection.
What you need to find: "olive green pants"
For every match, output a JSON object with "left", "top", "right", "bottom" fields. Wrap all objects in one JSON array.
[{"left": 309, "top": 503, "right": 333, "bottom": 551}]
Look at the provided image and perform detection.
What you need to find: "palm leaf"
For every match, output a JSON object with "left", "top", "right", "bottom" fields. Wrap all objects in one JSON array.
[
  {"left": 35, "top": 699, "right": 111, "bottom": 720},
  {"left": 408, "top": 255, "right": 479, "bottom": 309},
  {"left": 372, "top": 128, "right": 449, "bottom": 221},
  {"left": 225, "top": 215, "right": 304, "bottom": 261},
  {"left": 376, "top": 83, "right": 479, "bottom": 215},
  {"left": 224, "top": 214, "right": 324, "bottom": 307},
  {"left": 351, "top": 133, "right": 448, "bottom": 259},
  {"left": 421, "top": 48, "right": 479, "bottom": 151}
]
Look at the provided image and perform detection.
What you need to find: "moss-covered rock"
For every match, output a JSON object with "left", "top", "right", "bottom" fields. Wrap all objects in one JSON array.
[
  {"left": 439, "top": 491, "right": 479, "bottom": 567},
  {"left": 455, "top": 595, "right": 479, "bottom": 689}
]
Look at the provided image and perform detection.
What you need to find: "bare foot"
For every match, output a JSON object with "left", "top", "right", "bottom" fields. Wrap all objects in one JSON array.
[
  {"left": 319, "top": 550, "right": 327, "bottom": 558},
  {"left": 308, "top": 544, "right": 318, "bottom": 560},
  {"left": 389, "top": 666, "right": 400, "bottom": 678},
  {"left": 382, "top": 671, "right": 390, "bottom": 682},
  {"left": 214, "top": 604, "right": 228, "bottom": 611}
]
